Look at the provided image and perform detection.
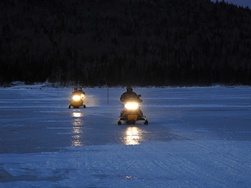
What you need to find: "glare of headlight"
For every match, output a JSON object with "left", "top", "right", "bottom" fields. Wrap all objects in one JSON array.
[
  {"left": 72, "top": 95, "right": 81, "bottom": 101},
  {"left": 80, "top": 94, "right": 86, "bottom": 99},
  {"left": 125, "top": 102, "right": 139, "bottom": 110}
]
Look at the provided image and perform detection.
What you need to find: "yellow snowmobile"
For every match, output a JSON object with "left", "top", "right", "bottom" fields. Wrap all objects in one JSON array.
[
  {"left": 68, "top": 88, "right": 86, "bottom": 109},
  {"left": 118, "top": 97, "right": 148, "bottom": 125}
]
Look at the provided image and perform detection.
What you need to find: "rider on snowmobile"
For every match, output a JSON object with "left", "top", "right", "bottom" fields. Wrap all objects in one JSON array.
[
  {"left": 120, "top": 87, "right": 143, "bottom": 116},
  {"left": 72, "top": 87, "right": 85, "bottom": 96},
  {"left": 120, "top": 87, "right": 142, "bottom": 103}
]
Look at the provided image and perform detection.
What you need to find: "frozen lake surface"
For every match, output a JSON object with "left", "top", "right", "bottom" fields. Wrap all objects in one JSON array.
[{"left": 0, "top": 85, "right": 251, "bottom": 187}]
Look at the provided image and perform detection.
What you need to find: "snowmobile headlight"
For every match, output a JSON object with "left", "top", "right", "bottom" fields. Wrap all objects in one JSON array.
[
  {"left": 80, "top": 94, "right": 85, "bottom": 99},
  {"left": 72, "top": 95, "right": 81, "bottom": 101},
  {"left": 125, "top": 102, "right": 139, "bottom": 110}
]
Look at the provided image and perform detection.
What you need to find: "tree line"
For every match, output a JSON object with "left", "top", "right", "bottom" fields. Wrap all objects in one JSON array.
[{"left": 0, "top": 0, "right": 251, "bottom": 86}]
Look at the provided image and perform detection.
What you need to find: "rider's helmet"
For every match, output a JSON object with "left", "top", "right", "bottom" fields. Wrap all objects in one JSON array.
[{"left": 126, "top": 86, "right": 133, "bottom": 92}]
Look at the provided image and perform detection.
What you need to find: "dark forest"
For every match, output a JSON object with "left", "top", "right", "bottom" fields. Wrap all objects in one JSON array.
[{"left": 0, "top": 0, "right": 251, "bottom": 86}]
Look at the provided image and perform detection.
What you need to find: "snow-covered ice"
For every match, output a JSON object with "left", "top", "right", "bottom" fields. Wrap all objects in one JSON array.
[{"left": 0, "top": 85, "right": 251, "bottom": 187}]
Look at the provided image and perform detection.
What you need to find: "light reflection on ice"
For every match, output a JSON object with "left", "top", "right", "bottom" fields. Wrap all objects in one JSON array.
[
  {"left": 72, "top": 112, "right": 84, "bottom": 118},
  {"left": 71, "top": 111, "right": 84, "bottom": 146},
  {"left": 123, "top": 127, "right": 143, "bottom": 145}
]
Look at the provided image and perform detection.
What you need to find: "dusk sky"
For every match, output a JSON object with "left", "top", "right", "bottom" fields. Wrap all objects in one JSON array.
[{"left": 212, "top": 0, "right": 251, "bottom": 8}]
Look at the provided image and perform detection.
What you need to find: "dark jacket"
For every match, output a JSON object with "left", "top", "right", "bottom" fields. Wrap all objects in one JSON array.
[{"left": 120, "top": 91, "right": 142, "bottom": 103}]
